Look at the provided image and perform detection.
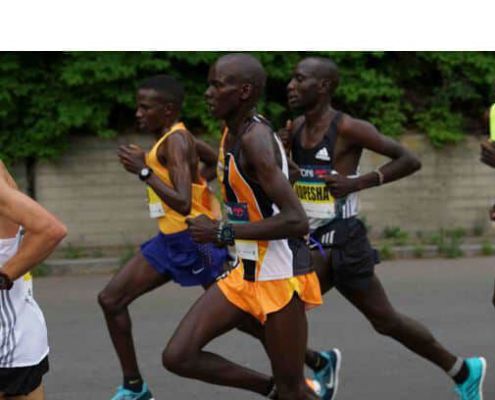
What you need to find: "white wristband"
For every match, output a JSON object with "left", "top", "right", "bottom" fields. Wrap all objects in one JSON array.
[{"left": 375, "top": 168, "right": 384, "bottom": 186}]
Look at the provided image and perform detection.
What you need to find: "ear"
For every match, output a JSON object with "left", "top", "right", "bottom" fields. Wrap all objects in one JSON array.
[
  {"left": 240, "top": 83, "right": 254, "bottom": 101},
  {"left": 163, "top": 102, "right": 177, "bottom": 116},
  {"left": 319, "top": 78, "right": 331, "bottom": 95}
]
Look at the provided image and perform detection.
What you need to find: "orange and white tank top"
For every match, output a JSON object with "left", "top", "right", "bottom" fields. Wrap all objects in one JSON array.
[
  {"left": 146, "top": 122, "right": 216, "bottom": 234},
  {"left": 217, "top": 116, "right": 312, "bottom": 282}
]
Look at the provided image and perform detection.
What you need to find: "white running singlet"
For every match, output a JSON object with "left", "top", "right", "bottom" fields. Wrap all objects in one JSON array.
[{"left": 0, "top": 230, "right": 49, "bottom": 368}]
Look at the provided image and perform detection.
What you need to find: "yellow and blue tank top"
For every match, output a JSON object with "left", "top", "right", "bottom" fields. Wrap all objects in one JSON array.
[{"left": 146, "top": 122, "right": 215, "bottom": 234}]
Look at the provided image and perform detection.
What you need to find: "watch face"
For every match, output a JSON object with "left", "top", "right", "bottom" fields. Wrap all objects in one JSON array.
[{"left": 139, "top": 168, "right": 151, "bottom": 180}]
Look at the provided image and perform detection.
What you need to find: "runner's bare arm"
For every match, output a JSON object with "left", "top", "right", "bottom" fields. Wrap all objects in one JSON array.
[
  {"left": 480, "top": 139, "right": 495, "bottom": 168},
  {"left": 0, "top": 160, "right": 18, "bottom": 190},
  {"left": 148, "top": 132, "right": 194, "bottom": 215},
  {"left": 343, "top": 117, "right": 420, "bottom": 186},
  {"left": 0, "top": 184, "right": 67, "bottom": 280},
  {"left": 324, "top": 117, "right": 421, "bottom": 198},
  {"left": 186, "top": 127, "right": 309, "bottom": 243},
  {"left": 195, "top": 137, "right": 218, "bottom": 181},
  {"left": 288, "top": 158, "right": 301, "bottom": 184},
  {"left": 117, "top": 134, "right": 194, "bottom": 215},
  {"left": 230, "top": 126, "right": 309, "bottom": 240}
]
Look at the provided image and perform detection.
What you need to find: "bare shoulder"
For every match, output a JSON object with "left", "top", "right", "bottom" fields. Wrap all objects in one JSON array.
[
  {"left": 169, "top": 128, "right": 194, "bottom": 143},
  {"left": 0, "top": 161, "right": 18, "bottom": 190},
  {"left": 292, "top": 115, "right": 305, "bottom": 132},
  {"left": 242, "top": 122, "right": 273, "bottom": 150},
  {"left": 161, "top": 129, "right": 194, "bottom": 153},
  {"left": 339, "top": 113, "right": 376, "bottom": 134}
]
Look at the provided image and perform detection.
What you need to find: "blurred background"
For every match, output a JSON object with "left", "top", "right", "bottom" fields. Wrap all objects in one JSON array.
[{"left": 2, "top": 51, "right": 495, "bottom": 267}]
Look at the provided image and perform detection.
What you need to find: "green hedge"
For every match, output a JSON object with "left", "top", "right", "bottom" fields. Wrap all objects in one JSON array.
[{"left": 1, "top": 51, "right": 494, "bottom": 162}]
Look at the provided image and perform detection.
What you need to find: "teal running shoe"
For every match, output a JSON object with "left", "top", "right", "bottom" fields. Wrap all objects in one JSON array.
[
  {"left": 312, "top": 349, "right": 341, "bottom": 400},
  {"left": 455, "top": 357, "right": 486, "bottom": 400},
  {"left": 110, "top": 383, "right": 154, "bottom": 400}
]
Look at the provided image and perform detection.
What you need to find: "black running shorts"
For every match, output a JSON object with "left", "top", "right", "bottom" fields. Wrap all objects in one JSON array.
[
  {"left": 310, "top": 217, "right": 380, "bottom": 290},
  {"left": 0, "top": 356, "right": 49, "bottom": 397}
]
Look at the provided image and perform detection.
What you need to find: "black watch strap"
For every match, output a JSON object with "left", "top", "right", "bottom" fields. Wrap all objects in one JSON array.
[
  {"left": 0, "top": 271, "right": 13, "bottom": 290},
  {"left": 216, "top": 222, "right": 235, "bottom": 246},
  {"left": 139, "top": 167, "right": 153, "bottom": 182}
]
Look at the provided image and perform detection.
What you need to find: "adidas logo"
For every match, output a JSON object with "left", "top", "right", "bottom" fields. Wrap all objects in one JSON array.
[{"left": 315, "top": 147, "right": 330, "bottom": 161}]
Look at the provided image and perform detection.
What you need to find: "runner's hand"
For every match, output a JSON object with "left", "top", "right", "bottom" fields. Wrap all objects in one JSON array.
[
  {"left": 480, "top": 139, "right": 495, "bottom": 168},
  {"left": 490, "top": 204, "right": 495, "bottom": 221},
  {"left": 277, "top": 120, "right": 293, "bottom": 153},
  {"left": 186, "top": 215, "right": 220, "bottom": 244},
  {"left": 322, "top": 172, "right": 357, "bottom": 198},
  {"left": 117, "top": 144, "right": 146, "bottom": 174}
]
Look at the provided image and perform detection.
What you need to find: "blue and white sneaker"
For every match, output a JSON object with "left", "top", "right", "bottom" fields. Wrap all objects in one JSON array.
[
  {"left": 312, "top": 349, "right": 341, "bottom": 400},
  {"left": 455, "top": 357, "right": 486, "bottom": 400},
  {"left": 110, "top": 383, "right": 155, "bottom": 400}
]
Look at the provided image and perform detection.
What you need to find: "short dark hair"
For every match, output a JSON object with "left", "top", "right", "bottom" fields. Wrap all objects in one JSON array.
[
  {"left": 138, "top": 75, "right": 185, "bottom": 107},
  {"left": 217, "top": 53, "right": 267, "bottom": 101}
]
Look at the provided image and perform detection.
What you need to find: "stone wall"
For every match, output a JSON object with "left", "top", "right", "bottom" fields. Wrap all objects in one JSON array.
[
  {"left": 9, "top": 132, "right": 495, "bottom": 251},
  {"left": 34, "top": 133, "right": 156, "bottom": 250}
]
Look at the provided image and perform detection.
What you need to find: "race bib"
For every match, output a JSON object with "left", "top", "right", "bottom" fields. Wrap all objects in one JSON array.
[
  {"left": 225, "top": 202, "right": 259, "bottom": 261},
  {"left": 294, "top": 165, "right": 335, "bottom": 219},
  {"left": 147, "top": 187, "right": 165, "bottom": 219}
]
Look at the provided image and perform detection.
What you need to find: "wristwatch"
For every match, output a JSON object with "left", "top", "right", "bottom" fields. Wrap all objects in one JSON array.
[
  {"left": 138, "top": 167, "right": 153, "bottom": 182},
  {"left": 216, "top": 222, "right": 235, "bottom": 246},
  {"left": 0, "top": 270, "right": 13, "bottom": 290}
]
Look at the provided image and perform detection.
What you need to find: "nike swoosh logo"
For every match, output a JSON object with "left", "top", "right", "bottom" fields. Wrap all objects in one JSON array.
[
  {"left": 192, "top": 268, "right": 205, "bottom": 275},
  {"left": 326, "top": 372, "right": 334, "bottom": 389}
]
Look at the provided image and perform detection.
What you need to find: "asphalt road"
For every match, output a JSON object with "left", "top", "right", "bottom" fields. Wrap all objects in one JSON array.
[{"left": 35, "top": 257, "right": 495, "bottom": 399}]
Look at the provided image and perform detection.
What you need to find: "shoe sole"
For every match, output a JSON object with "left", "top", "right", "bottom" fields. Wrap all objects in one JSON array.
[
  {"left": 329, "top": 348, "right": 342, "bottom": 400},
  {"left": 478, "top": 357, "right": 487, "bottom": 400}
]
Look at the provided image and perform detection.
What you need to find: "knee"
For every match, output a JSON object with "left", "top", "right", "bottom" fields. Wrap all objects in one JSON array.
[
  {"left": 162, "top": 342, "right": 194, "bottom": 376},
  {"left": 97, "top": 289, "right": 124, "bottom": 315},
  {"left": 368, "top": 310, "right": 402, "bottom": 336}
]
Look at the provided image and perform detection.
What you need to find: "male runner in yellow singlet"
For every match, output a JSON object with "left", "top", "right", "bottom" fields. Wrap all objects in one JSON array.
[{"left": 98, "top": 75, "right": 228, "bottom": 400}]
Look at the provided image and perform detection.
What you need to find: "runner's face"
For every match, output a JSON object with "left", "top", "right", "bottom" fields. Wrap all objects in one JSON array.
[
  {"left": 287, "top": 61, "right": 321, "bottom": 111},
  {"left": 205, "top": 63, "right": 241, "bottom": 120},
  {"left": 135, "top": 89, "right": 168, "bottom": 133}
]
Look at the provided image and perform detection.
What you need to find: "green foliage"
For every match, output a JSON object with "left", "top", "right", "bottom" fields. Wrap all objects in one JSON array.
[
  {"left": 472, "top": 223, "right": 485, "bottom": 237},
  {"left": 63, "top": 242, "right": 85, "bottom": 259},
  {"left": 2, "top": 51, "right": 495, "bottom": 162},
  {"left": 31, "top": 263, "right": 50, "bottom": 278},
  {"left": 481, "top": 240, "right": 494, "bottom": 256},
  {"left": 382, "top": 226, "right": 410, "bottom": 245},
  {"left": 413, "top": 245, "right": 425, "bottom": 258},
  {"left": 433, "top": 228, "right": 465, "bottom": 258},
  {"left": 119, "top": 244, "right": 137, "bottom": 267},
  {"left": 379, "top": 244, "right": 395, "bottom": 260}
]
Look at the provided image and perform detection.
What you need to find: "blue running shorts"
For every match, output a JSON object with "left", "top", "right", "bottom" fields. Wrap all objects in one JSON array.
[{"left": 140, "top": 230, "right": 228, "bottom": 287}]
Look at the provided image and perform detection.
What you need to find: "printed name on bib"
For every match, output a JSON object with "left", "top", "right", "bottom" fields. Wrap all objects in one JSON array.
[{"left": 294, "top": 165, "right": 336, "bottom": 219}]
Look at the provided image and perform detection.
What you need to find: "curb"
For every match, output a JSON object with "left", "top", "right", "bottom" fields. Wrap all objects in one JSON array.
[
  {"left": 37, "top": 243, "right": 495, "bottom": 277},
  {"left": 41, "top": 257, "right": 120, "bottom": 276},
  {"left": 377, "top": 243, "right": 493, "bottom": 259}
]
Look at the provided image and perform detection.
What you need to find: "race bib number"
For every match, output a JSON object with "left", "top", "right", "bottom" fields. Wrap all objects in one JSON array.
[
  {"left": 224, "top": 202, "right": 259, "bottom": 261},
  {"left": 294, "top": 165, "right": 336, "bottom": 219},
  {"left": 147, "top": 187, "right": 165, "bottom": 219}
]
